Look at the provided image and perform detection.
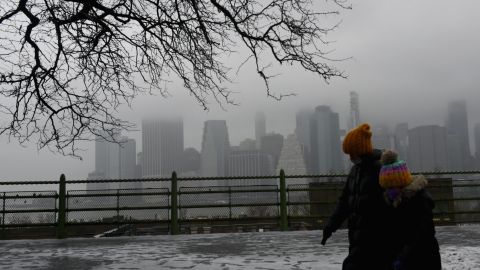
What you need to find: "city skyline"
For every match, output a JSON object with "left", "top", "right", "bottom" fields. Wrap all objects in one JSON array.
[
  {"left": 85, "top": 97, "right": 480, "bottom": 183},
  {"left": 3, "top": 2, "right": 480, "bottom": 260},
  {"left": 1, "top": 0, "right": 480, "bottom": 181}
]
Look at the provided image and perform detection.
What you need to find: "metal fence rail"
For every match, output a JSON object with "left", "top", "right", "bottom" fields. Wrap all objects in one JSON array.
[{"left": 1, "top": 171, "right": 480, "bottom": 239}]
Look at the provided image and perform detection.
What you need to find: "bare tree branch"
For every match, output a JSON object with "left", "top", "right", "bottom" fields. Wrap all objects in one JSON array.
[{"left": 0, "top": 0, "right": 349, "bottom": 157}]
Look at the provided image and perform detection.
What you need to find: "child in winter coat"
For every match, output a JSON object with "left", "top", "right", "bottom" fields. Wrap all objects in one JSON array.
[{"left": 379, "top": 150, "right": 441, "bottom": 270}]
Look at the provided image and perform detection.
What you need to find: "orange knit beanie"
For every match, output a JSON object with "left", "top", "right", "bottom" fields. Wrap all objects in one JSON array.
[{"left": 342, "top": 123, "right": 373, "bottom": 158}]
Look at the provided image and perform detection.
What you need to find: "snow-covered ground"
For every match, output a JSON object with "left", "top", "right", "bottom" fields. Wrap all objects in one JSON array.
[{"left": 0, "top": 225, "right": 479, "bottom": 269}]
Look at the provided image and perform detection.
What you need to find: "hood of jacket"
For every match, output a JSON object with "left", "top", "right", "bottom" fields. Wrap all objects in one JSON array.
[{"left": 384, "top": 175, "right": 428, "bottom": 207}]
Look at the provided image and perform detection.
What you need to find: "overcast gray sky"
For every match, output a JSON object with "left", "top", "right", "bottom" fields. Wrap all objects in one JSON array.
[{"left": 1, "top": 0, "right": 480, "bottom": 182}]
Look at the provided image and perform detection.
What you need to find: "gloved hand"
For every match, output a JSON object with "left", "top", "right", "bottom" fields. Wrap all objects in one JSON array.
[{"left": 321, "top": 227, "right": 332, "bottom": 245}]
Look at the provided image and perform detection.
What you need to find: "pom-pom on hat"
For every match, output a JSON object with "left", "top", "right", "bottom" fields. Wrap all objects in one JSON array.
[
  {"left": 379, "top": 150, "right": 413, "bottom": 189},
  {"left": 342, "top": 123, "right": 373, "bottom": 158}
]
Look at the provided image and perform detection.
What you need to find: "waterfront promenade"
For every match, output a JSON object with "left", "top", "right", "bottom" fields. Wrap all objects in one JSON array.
[{"left": 0, "top": 225, "right": 479, "bottom": 269}]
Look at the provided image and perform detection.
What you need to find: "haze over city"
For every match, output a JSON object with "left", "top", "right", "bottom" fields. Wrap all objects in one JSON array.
[
  {"left": 2, "top": 2, "right": 480, "bottom": 268},
  {"left": 1, "top": 0, "right": 480, "bottom": 182}
]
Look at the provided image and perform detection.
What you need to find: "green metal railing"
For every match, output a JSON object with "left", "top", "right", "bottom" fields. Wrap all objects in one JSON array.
[{"left": 1, "top": 170, "right": 480, "bottom": 239}]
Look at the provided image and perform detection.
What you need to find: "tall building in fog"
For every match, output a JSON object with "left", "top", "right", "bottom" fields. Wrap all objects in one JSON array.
[
  {"left": 119, "top": 137, "right": 136, "bottom": 179},
  {"left": 239, "top": 138, "right": 256, "bottom": 151},
  {"left": 260, "top": 133, "right": 284, "bottom": 170},
  {"left": 200, "top": 120, "right": 230, "bottom": 177},
  {"left": 408, "top": 125, "right": 448, "bottom": 172},
  {"left": 159, "top": 119, "right": 184, "bottom": 175},
  {"left": 135, "top": 152, "right": 143, "bottom": 178},
  {"left": 181, "top": 147, "right": 201, "bottom": 175},
  {"left": 349, "top": 91, "right": 360, "bottom": 130},
  {"left": 446, "top": 100, "right": 471, "bottom": 170},
  {"left": 227, "top": 150, "right": 272, "bottom": 177},
  {"left": 95, "top": 135, "right": 117, "bottom": 180},
  {"left": 310, "top": 106, "right": 343, "bottom": 174},
  {"left": 447, "top": 134, "right": 463, "bottom": 171},
  {"left": 372, "top": 125, "right": 392, "bottom": 150},
  {"left": 119, "top": 137, "right": 139, "bottom": 188},
  {"left": 142, "top": 119, "right": 161, "bottom": 177},
  {"left": 276, "top": 134, "right": 308, "bottom": 184},
  {"left": 295, "top": 110, "right": 313, "bottom": 171},
  {"left": 142, "top": 118, "right": 184, "bottom": 177},
  {"left": 255, "top": 112, "right": 266, "bottom": 149},
  {"left": 394, "top": 123, "right": 409, "bottom": 161},
  {"left": 474, "top": 123, "right": 480, "bottom": 169},
  {"left": 94, "top": 133, "right": 120, "bottom": 181},
  {"left": 91, "top": 133, "right": 136, "bottom": 189},
  {"left": 95, "top": 135, "right": 108, "bottom": 178}
]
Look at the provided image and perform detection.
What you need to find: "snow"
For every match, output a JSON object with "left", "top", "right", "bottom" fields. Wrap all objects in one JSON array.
[{"left": 0, "top": 225, "right": 478, "bottom": 269}]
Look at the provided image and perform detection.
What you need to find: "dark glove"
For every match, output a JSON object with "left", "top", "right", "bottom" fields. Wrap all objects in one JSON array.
[{"left": 321, "top": 227, "right": 332, "bottom": 245}]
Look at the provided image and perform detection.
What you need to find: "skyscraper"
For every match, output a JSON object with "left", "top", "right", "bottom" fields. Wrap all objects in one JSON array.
[
  {"left": 142, "top": 118, "right": 184, "bottom": 177},
  {"left": 276, "top": 134, "right": 308, "bottom": 184},
  {"left": 91, "top": 133, "right": 136, "bottom": 190},
  {"left": 95, "top": 132, "right": 120, "bottom": 179},
  {"left": 260, "top": 133, "right": 284, "bottom": 170},
  {"left": 94, "top": 132, "right": 120, "bottom": 181},
  {"left": 295, "top": 109, "right": 313, "bottom": 172},
  {"left": 227, "top": 150, "right": 272, "bottom": 177},
  {"left": 446, "top": 100, "right": 471, "bottom": 170},
  {"left": 119, "top": 137, "right": 138, "bottom": 188},
  {"left": 394, "top": 123, "right": 409, "bottom": 162},
  {"left": 238, "top": 138, "right": 256, "bottom": 151},
  {"left": 446, "top": 134, "right": 463, "bottom": 171},
  {"left": 310, "top": 106, "right": 344, "bottom": 174},
  {"left": 372, "top": 125, "right": 392, "bottom": 150},
  {"left": 95, "top": 135, "right": 108, "bottom": 178},
  {"left": 119, "top": 137, "right": 136, "bottom": 178},
  {"left": 159, "top": 119, "right": 184, "bottom": 175},
  {"left": 181, "top": 147, "right": 201, "bottom": 175},
  {"left": 349, "top": 91, "right": 360, "bottom": 130},
  {"left": 135, "top": 152, "right": 143, "bottom": 179},
  {"left": 408, "top": 125, "right": 448, "bottom": 172},
  {"left": 106, "top": 141, "right": 120, "bottom": 183},
  {"left": 295, "top": 109, "right": 313, "bottom": 151},
  {"left": 142, "top": 119, "right": 162, "bottom": 177},
  {"left": 226, "top": 149, "right": 275, "bottom": 204},
  {"left": 255, "top": 111, "right": 266, "bottom": 149},
  {"left": 474, "top": 123, "right": 480, "bottom": 169},
  {"left": 200, "top": 120, "right": 230, "bottom": 177}
]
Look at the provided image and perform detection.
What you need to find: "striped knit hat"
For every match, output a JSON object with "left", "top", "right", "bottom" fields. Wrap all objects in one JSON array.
[
  {"left": 342, "top": 123, "right": 373, "bottom": 158},
  {"left": 379, "top": 150, "right": 413, "bottom": 189}
]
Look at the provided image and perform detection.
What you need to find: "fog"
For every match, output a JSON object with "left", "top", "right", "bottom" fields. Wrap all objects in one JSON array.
[{"left": 1, "top": 0, "right": 480, "bottom": 181}]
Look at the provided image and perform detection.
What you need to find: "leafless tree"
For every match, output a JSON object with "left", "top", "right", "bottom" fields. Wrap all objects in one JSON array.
[{"left": 0, "top": 0, "right": 349, "bottom": 156}]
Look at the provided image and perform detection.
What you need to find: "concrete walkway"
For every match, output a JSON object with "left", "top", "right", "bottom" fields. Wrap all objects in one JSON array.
[{"left": 0, "top": 225, "right": 479, "bottom": 269}]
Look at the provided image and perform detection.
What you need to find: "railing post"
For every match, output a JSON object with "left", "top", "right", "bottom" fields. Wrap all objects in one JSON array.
[
  {"left": 54, "top": 195, "right": 57, "bottom": 226},
  {"left": 57, "top": 174, "right": 66, "bottom": 239},
  {"left": 116, "top": 189, "right": 120, "bottom": 227},
  {"left": 170, "top": 171, "right": 179, "bottom": 235},
  {"left": 228, "top": 186, "right": 232, "bottom": 219},
  {"left": 1, "top": 192, "right": 5, "bottom": 239},
  {"left": 279, "top": 169, "right": 288, "bottom": 231}
]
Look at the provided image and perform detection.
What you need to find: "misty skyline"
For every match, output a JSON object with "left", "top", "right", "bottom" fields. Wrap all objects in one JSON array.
[{"left": 1, "top": 0, "right": 480, "bottom": 181}]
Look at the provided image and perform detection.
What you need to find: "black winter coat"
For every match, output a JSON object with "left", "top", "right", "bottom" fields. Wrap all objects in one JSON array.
[
  {"left": 385, "top": 175, "right": 441, "bottom": 270},
  {"left": 325, "top": 150, "right": 395, "bottom": 270}
]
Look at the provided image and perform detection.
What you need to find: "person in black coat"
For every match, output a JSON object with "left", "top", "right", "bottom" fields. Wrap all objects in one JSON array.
[
  {"left": 321, "top": 123, "right": 395, "bottom": 270},
  {"left": 379, "top": 150, "right": 441, "bottom": 270}
]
